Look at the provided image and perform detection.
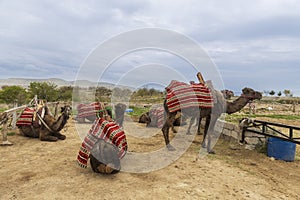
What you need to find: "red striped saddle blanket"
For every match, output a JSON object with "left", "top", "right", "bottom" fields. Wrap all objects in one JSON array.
[
  {"left": 166, "top": 80, "right": 214, "bottom": 113},
  {"left": 16, "top": 107, "right": 45, "bottom": 127},
  {"left": 77, "top": 102, "right": 106, "bottom": 118},
  {"left": 77, "top": 118, "right": 128, "bottom": 168},
  {"left": 16, "top": 107, "right": 35, "bottom": 126}
]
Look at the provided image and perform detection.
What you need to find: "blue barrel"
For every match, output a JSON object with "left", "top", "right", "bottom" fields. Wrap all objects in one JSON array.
[{"left": 267, "top": 137, "right": 296, "bottom": 161}]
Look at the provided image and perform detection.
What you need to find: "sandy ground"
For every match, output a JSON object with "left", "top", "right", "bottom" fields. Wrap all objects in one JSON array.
[{"left": 1, "top": 116, "right": 300, "bottom": 200}]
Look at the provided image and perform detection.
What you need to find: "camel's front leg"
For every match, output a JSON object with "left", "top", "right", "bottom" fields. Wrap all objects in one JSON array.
[
  {"left": 52, "top": 132, "right": 66, "bottom": 140},
  {"left": 39, "top": 129, "right": 58, "bottom": 142},
  {"left": 203, "top": 114, "right": 218, "bottom": 154},
  {"left": 197, "top": 117, "right": 202, "bottom": 135}
]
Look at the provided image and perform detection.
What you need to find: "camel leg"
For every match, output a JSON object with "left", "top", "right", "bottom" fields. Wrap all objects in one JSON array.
[
  {"left": 204, "top": 115, "right": 218, "bottom": 154},
  {"left": 39, "top": 130, "right": 58, "bottom": 142},
  {"left": 197, "top": 117, "right": 202, "bottom": 135},
  {"left": 171, "top": 121, "right": 177, "bottom": 133},
  {"left": 201, "top": 115, "right": 210, "bottom": 149},
  {"left": 162, "top": 112, "right": 176, "bottom": 151},
  {"left": 186, "top": 117, "right": 195, "bottom": 135},
  {"left": 53, "top": 132, "right": 66, "bottom": 140}
]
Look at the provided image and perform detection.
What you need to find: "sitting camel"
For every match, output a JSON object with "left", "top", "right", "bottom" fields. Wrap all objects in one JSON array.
[
  {"left": 114, "top": 103, "right": 126, "bottom": 127},
  {"left": 138, "top": 107, "right": 184, "bottom": 128},
  {"left": 162, "top": 81, "right": 262, "bottom": 153},
  {"left": 18, "top": 105, "right": 72, "bottom": 141},
  {"left": 77, "top": 117, "right": 127, "bottom": 174}
]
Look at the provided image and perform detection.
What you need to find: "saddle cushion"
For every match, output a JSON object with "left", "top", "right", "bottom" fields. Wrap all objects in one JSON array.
[
  {"left": 16, "top": 107, "right": 35, "bottom": 126},
  {"left": 77, "top": 102, "right": 105, "bottom": 119},
  {"left": 166, "top": 80, "right": 213, "bottom": 113}
]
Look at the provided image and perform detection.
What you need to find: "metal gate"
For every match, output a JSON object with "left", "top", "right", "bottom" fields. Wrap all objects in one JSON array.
[{"left": 241, "top": 119, "right": 300, "bottom": 145}]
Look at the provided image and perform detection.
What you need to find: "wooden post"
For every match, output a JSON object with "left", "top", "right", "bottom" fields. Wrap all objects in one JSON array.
[
  {"left": 11, "top": 101, "right": 18, "bottom": 129},
  {"left": 54, "top": 102, "right": 59, "bottom": 118},
  {"left": 1, "top": 113, "right": 13, "bottom": 146},
  {"left": 196, "top": 72, "right": 205, "bottom": 84}
]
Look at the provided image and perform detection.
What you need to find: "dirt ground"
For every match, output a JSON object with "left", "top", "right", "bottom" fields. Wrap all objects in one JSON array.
[{"left": 1, "top": 113, "right": 300, "bottom": 200}]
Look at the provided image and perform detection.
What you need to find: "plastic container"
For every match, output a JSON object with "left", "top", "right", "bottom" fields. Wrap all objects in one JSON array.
[
  {"left": 125, "top": 108, "right": 133, "bottom": 113},
  {"left": 267, "top": 137, "right": 296, "bottom": 162}
]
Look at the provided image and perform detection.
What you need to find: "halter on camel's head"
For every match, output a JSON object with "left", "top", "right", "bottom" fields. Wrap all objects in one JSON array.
[{"left": 61, "top": 104, "right": 72, "bottom": 119}]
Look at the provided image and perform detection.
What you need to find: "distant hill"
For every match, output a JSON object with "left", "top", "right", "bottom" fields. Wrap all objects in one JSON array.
[{"left": 0, "top": 78, "right": 116, "bottom": 89}]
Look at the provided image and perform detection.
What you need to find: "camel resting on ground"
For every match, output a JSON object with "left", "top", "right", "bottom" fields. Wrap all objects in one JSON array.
[{"left": 18, "top": 105, "right": 72, "bottom": 141}]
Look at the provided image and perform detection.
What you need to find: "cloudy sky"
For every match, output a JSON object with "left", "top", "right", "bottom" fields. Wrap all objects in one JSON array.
[{"left": 0, "top": 0, "right": 300, "bottom": 95}]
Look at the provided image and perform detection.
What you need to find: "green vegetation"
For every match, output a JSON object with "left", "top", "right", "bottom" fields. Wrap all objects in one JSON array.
[
  {"left": 0, "top": 85, "right": 27, "bottom": 105},
  {"left": 226, "top": 113, "right": 300, "bottom": 123},
  {"left": 0, "top": 82, "right": 74, "bottom": 105},
  {"left": 7, "top": 132, "right": 16, "bottom": 136},
  {"left": 127, "top": 106, "right": 150, "bottom": 118}
]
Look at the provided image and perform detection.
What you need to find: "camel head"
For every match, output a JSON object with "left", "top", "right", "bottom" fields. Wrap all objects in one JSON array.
[
  {"left": 61, "top": 105, "right": 72, "bottom": 119},
  {"left": 241, "top": 87, "right": 262, "bottom": 101},
  {"left": 115, "top": 103, "right": 126, "bottom": 113}
]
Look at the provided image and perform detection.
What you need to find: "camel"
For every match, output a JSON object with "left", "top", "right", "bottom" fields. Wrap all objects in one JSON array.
[
  {"left": 76, "top": 102, "right": 111, "bottom": 123},
  {"left": 138, "top": 108, "right": 184, "bottom": 127},
  {"left": 114, "top": 103, "right": 126, "bottom": 127},
  {"left": 77, "top": 117, "right": 127, "bottom": 174},
  {"left": 162, "top": 87, "right": 262, "bottom": 152},
  {"left": 76, "top": 102, "right": 126, "bottom": 126},
  {"left": 18, "top": 105, "right": 72, "bottom": 141}
]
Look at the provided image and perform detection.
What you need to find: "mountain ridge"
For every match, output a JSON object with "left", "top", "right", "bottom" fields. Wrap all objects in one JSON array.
[{"left": 0, "top": 78, "right": 116, "bottom": 89}]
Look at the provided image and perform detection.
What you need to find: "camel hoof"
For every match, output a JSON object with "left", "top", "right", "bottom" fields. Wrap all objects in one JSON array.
[
  {"left": 41, "top": 137, "right": 58, "bottom": 142},
  {"left": 58, "top": 135, "right": 66, "bottom": 140},
  {"left": 208, "top": 150, "right": 216, "bottom": 154},
  {"left": 166, "top": 144, "right": 176, "bottom": 151}
]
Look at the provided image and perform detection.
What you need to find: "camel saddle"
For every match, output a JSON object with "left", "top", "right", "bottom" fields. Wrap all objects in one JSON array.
[
  {"left": 77, "top": 118, "right": 127, "bottom": 169},
  {"left": 77, "top": 102, "right": 107, "bottom": 119},
  {"left": 16, "top": 106, "right": 45, "bottom": 127},
  {"left": 148, "top": 104, "right": 165, "bottom": 128},
  {"left": 166, "top": 80, "right": 214, "bottom": 113}
]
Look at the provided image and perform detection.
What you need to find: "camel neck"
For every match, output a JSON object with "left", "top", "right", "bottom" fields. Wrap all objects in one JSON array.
[{"left": 226, "top": 96, "right": 249, "bottom": 114}]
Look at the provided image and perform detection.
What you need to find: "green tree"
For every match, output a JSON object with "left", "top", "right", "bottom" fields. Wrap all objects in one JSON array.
[
  {"left": 0, "top": 85, "right": 27, "bottom": 105},
  {"left": 269, "top": 90, "right": 275, "bottom": 96},
  {"left": 283, "top": 89, "right": 292, "bottom": 97},
  {"left": 277, "top": 91, "right": 282, "bottom": 97},
  {"left": 28, "top": 82, "right": 58, "bottom": 102},
  {"left": 57, "top": 86, "right": 73, "bottom": 101}
]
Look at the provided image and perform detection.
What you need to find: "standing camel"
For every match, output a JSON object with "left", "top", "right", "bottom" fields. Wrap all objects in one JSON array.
[
  {"left": 162, "top": 86, "right": 262, "bottom": 153},
  {"left": 18, "top": 105, "right": 72, "bottom": 141}
]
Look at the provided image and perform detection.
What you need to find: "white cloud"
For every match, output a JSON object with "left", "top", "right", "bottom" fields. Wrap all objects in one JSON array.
[{"left": 0, "top": 0, "right": 299, "bottom": 94}]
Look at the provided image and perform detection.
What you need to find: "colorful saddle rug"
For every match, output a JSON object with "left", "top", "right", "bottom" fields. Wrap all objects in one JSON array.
[
  {"left": 16, "top": 106, "right": 45, "bottom": 127},
  {"left": 77, "top": 102, "right": 106, "bottom": 119},
  {"left": 77, "top": 118, "right": 128, "bottom": 168},
  {"left": 166, "top": 80, "right": 214, "bottom": 113},
  {"left": 149, "top": 105, "right": 165, "bottom": 128},
  {"left": 16, "top": 107, "right": 35, "bottom": 126}
]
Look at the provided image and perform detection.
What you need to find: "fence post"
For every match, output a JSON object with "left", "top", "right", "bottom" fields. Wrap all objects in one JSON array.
[
  {"left": 11, "top": 101, "right": 18, "bottom": 129},
  {"left": 1, "top": 113, "right": 13, "bottom": 146},
  {"left": 54, "top": 102, "right": 59, "bottom": 118}
]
